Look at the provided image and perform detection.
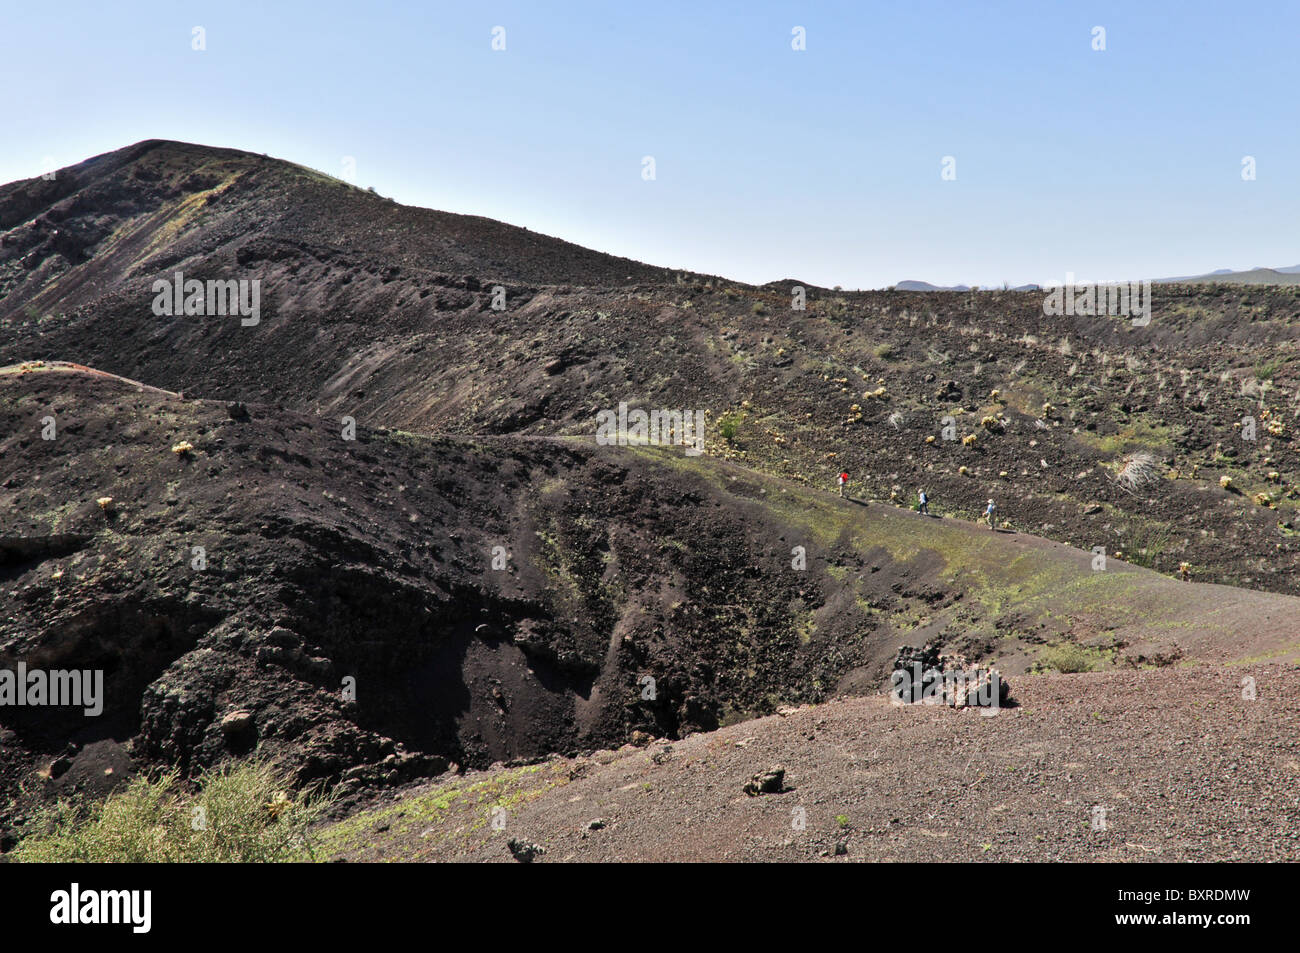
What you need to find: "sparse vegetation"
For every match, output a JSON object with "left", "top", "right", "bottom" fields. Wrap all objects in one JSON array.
[
  {"left": 11, "top": 762, "right": 328, "bottom": 863},
  {"left": 1115, "top": 452, "right": 1162, "bottom": 493},
  {"left": 1123, "top": 524, "right": 1173, "bottom": 569},
  {"left": 1255, "top": 357, "right": 1285, "bottom": 381},
  {"left": 1038, "top": 642, "right": 1105, "bottom": 674},
  {"left": 717, "top": 411, "right": 743, "bottom": 443}
]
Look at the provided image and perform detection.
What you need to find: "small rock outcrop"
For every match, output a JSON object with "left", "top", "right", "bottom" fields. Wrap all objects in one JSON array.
[
  {"left": 891, "top": 644, "right": 1009, "bottom": 708},
  {"left": 743, "top": 765, "right": 786, "bottom": 796},
  {"left": 507, "top": 838, "right": 546, "bottom": 863}
]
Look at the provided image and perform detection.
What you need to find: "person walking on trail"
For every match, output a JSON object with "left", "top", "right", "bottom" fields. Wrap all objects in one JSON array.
[
  {"left": 984, "top": 498, "right": 996, "bottom": 529},
  {"left": 917, "top": 488, "right": 929, "bottom": 515},
  {"left": 837, "top": 471, "right": 850, "bottom": 498}
]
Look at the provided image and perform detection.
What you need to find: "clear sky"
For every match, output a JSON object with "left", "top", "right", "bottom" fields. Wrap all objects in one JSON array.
[{"left": 3, "top": 1, "right": 1297, "bottom": 288}]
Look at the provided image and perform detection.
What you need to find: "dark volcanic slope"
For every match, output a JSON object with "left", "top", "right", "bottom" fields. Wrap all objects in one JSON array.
[
  {"left": 5, "top": 362, "right": 1299, "bottom": 843},
  {"left": 0, "top": 362, "right": 946, "bottom": 830},
  {"left": 4, "top": 142, "right": 1300, "bottom": 597},
  {"left": 5, "top": 141, "right": 1300, "bottom": 860},
  {"left": 0, "top": 139, "right": 667, "bottom": 303},
  {"left": 2, "top": 364, "right": 832, "bottom": 787}
]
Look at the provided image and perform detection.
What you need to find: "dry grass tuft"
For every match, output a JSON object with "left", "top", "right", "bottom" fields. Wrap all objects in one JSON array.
[{"left": 1114, "top": 452, "right": 1162, "bottom": 494}]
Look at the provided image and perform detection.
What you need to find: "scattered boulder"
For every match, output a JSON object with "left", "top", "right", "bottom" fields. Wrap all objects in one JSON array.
[
  {"left": 743, "top": 765, "right": 786, "bottom": 796},
  {"left": 507, "top": 838, "right": 546, "bottom": 863},
  {"left": 262, "top": 626, "right": 300, "bottom": 648},
  {"left": 891, "top": 643, "right": 1009, "bottom": 708},
  {"left": 220, "top": 710, "right": 255, "bottom": 738},
  {"left": 935, "top": 379, "right": 962, "bottom": 401}
]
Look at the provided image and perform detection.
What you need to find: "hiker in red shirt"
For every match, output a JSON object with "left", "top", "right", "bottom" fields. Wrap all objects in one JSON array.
[{"left": 837, "top": 471, "right": 849, "bottom": 498}]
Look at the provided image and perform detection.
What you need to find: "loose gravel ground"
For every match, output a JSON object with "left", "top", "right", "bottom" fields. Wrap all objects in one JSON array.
[{"left": 326, "top": 664, "right": 1300, "bottom": 862}]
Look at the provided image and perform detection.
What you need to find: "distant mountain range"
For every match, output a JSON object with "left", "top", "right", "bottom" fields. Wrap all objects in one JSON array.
[
  {"left": 1151, "top": 265, "right": 1300, "bottom": 285},
  {"left": 894, "top": 280, "right": 1041, "bottom": 292},
  {"left": 894, "top": 265, "right": 1300, "bottom": 291}
]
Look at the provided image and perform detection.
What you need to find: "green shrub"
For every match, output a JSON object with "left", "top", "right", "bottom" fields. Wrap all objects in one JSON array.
[
  {"left": 1123, "top": 524, "right": 1172, "bottom": 569},
  {"left": 1255, "top": 357, "right": 1285, "bottom": 381},
  {"left": 1038, "top": 642, "right": 1100, "bottom": 674},
  {"left": 718, "top": 411, "right": 743, "bottom": 443},
  {"left": 11, "top": 761, "right": 329, "bottom": 863}
]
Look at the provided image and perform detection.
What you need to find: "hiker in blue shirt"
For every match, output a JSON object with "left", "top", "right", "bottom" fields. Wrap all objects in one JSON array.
[{"left": 984, "top": 498, "right": 996, "bottom": 529}]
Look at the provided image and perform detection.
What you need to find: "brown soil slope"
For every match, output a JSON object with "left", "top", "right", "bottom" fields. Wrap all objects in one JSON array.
[{"left": 318, "top": 665, "right": 1300, "bottom": 863}]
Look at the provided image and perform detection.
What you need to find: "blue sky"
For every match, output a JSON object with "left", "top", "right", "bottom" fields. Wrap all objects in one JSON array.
[{"left": 3, "top": 1, "right": 1296, "bottom": 288}]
